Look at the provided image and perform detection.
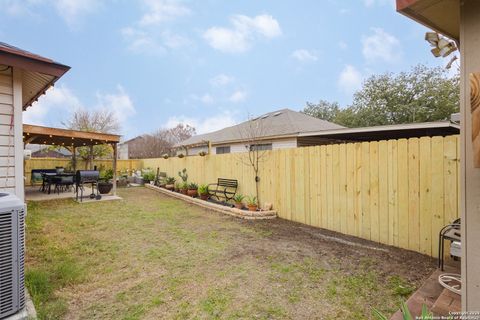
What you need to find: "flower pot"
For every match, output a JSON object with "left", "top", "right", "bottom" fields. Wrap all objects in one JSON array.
[
  {"left": 200, "top": 194, "right": 209, "bottom": 200},
  {"left": 180, "top": 189, "right": 188, "bottom": 195},
  {"left": 98, "top": 182, "right": 113, "bottom": 194},
  {"left": 247, "top": 205, "right": 258, "bottom": 212},
  {"left": 234, "top": 202, "right": 243, "bottom": 209},
  {"left": 187, "top": 189, "right": 197, "bottom": 197},
  {"left": 166, "top": 184, "right": 174, "bottom": 190}
]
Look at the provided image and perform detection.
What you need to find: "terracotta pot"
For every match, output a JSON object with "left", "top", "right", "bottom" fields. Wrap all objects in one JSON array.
[
  {"left": 187, "top": 189, "right": 197, "bottom": 197},
  {"left": 247, "top": 205, "right": 258, "bottom": 212},
  {"left": 234, "top": 202, "right": 243, "bottom": 209},
  {"left": 180, "top": 189, "right": 188, "bottom": 195},
  {"left": 165, "top": 184, "right": 174, "bottom": 190},
  {"left": 200, "top": 194, "right": 209, "bottom": 200}
]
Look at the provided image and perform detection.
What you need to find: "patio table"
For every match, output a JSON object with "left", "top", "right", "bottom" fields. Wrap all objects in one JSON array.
[{"left": 42, "top": 172, "right": 75, "bottom": 194}]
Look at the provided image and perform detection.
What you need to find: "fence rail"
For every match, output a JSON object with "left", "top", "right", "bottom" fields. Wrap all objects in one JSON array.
[{"left": 140, "top": 135, "right": 460, "bottom": 258}]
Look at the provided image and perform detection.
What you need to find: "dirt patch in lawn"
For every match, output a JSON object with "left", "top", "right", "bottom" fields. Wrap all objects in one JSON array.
[{"left": 26, "top": 187, "right": 435, "bottom": 320}]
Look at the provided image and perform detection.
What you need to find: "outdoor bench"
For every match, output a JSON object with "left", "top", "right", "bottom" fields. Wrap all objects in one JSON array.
[
  {"left": 155, "top": 169, "right": 167, "bottom": 187},
  {"left": 208, "top": 178, "right": 238, "bottom": 202}
]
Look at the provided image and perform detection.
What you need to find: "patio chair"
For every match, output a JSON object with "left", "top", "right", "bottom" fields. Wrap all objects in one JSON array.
[
  {"left": 438, "top": 218, "right": 461, "bottom": 271},
  {"left": 54, "top": 175, "right": 74, "bottom": 194}
]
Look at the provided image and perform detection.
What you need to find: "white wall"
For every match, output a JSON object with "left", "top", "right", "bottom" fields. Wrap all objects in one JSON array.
[
  {"left": 187, "top": 145, "right": 208, "bottom": 156},
  {"left": 0, "top": 65, "right": 16, "bottom": 195},
  {"left": 212, "top": 138, "right": 297, "bottom": 154}
]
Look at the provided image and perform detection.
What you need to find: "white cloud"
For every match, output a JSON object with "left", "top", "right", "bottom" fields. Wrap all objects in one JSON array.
[
  {"left": 210, "top": 74, "right": 234, "bottom": 87},
  {"left": 338, "top": 41, "right": 348, "bottom": 50},
  {"left": 24, "top": 84, "right": 136, "bottom": 134},
  {"left": 164, "top": 113, "right": 237, "bottom": 134},
  {"left": 291, "top": 49, "right": 318, "bottom": 62},
  {"left": 95, "top": 85, "right": 136, "bottom": 125},
  {"left": 0, "top": 0, "right": 103, "bottom": 27},
  {"left": 203, "top": 14, "right": 282, "bottom": 53},
  {"left": 362, "top": 28, "right": 402, "bottom": 63},
  {"left": 338, "top": 65, "right": 363, "bottom": 95},
  {"left": 53, "top": 0, "right": 102, "bottom": 26},
  {"left": 229, "top": 90, "right": 247, "bottom": 103},
  {"left": 139, "top": 0, "right": 190, "bottom": 26},
  {"left": 121, "top": 27, "right": 166, "bottom": 55},
  {"left": 190, "top": 93, "right": 214, "bottom": 104},
  {"left": 24, "top": 85, "right": 82, "bottom": 126},
  {"left": 363, "top": 0, "right": 395, "bottom": 7},
  {"left": 121, "top": 0, "right": 191, "bottom": 55}
]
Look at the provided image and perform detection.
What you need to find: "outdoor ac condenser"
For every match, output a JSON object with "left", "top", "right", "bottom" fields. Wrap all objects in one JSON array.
[{"left": 0, "top": 193, "right": 25, "bottom": 319}]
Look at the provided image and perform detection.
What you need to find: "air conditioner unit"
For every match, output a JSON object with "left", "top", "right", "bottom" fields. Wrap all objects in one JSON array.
[{"left": 0, "top": 193, "right": 25, "bottom": 319}]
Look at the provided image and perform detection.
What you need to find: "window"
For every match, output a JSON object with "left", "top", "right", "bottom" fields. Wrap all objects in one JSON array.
[
  {"left": 250, "top": 143, "right": 272, "bottom": 151},
  {"left": 216, "top": 146, "right": 231, "bottom": 154}
]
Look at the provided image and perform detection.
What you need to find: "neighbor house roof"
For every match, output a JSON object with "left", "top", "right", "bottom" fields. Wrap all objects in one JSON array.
[
  {"left": 0, "top": 42, "right": 70, "bottom": 109},
  {"left": 176, "top": 108, "right": 344, "bottom": 147}
]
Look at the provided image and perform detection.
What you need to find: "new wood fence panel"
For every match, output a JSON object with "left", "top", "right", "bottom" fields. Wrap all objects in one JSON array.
[{"left": 138, "top": 135, "right": 460, "bottom": 258}]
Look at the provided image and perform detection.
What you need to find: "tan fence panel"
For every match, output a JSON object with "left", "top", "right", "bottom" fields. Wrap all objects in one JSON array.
[{"left": 139, "top": 135, "right": 460, "bottom": 258}]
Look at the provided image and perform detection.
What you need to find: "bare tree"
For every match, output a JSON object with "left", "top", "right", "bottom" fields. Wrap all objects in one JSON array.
[
  {"left": 238, "top": 115, "right": 268, "bottom": 206},
  {"left": 127, "top": 124, "right": 196, "bottom": 159},
  {"left": 63, "top": 109, "right": 120, "bottom": 168}
]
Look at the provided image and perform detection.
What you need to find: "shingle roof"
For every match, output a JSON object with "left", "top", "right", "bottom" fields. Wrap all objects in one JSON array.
[{"left": 176, "top": 108, "right": 344, "bottom": 147}]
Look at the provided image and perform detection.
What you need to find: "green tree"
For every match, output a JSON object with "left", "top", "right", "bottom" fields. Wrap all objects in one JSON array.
[{"left": 303, "top": 64, "right": 459, "bottom": 128}]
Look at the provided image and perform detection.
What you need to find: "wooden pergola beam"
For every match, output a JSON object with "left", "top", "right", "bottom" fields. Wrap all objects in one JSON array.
[{"left": 23, "top": 124, "right": 120, "bottom": 147}]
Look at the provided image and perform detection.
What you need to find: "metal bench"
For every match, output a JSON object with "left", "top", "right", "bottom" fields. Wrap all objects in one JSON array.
[
  {"left": 154, "top": 168, "right": 167, "bottom": 187},
  {"left": 208, "top": 178, "right": 238, "bottom": 202}
]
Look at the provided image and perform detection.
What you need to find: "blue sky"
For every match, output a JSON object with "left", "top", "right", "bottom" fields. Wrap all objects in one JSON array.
[{"left": 0, "top": 0, "right": 447, "bottom": 139}]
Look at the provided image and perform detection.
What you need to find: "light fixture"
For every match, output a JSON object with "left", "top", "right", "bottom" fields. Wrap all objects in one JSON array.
[{"left": 425, "top": 32, "right": 457, "bottom": 57}]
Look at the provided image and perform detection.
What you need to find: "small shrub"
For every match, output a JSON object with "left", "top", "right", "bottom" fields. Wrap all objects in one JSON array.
[
  {"left": 188, "top": 182, "right": 198, "bottom": 190},
  {"left": 142, "top": 171, "right": 156, "bottom": 182},
  {"left": 100, "top": 169, "right": 114, "bottom": 181},
  {"left": 178, "top": 168, "right": 188, "bottom": 182},
  {"left": 166, "top": 177, "right": 176, "bottom": 184},
  {"left": 181, "top": 182, "right": 188, "bottom": 190},
  {"left": 246, "top": 196, "right": 257, "bottom": 206},
  {"left": 233, "top": 194, "right": 245, "bottom": 203},
  {"left": 198, "top": 184, "right": 209, "bottom": 195}
]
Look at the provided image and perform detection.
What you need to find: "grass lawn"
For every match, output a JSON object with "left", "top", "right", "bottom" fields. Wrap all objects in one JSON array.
[{"left": 26, "top": 187, "right": 435, "bottom": 320}]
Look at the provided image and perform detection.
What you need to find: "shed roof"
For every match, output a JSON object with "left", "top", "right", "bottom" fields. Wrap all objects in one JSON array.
[
  {"left": 0, "top": 42, "right": 70, "bottom": 109},
  {"left": 176, "top": 108, "right": 344, "bottom": 147}
]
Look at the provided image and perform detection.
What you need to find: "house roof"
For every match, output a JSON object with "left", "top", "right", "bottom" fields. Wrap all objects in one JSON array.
[
  {"left": 0, "top": 42, "right": 70, "bottom": 109},
  {"left": 396, "top": 0, "right": 459, "bottom": 41},
  {"left": 176, "top": 108, "right": 344, "bottom": 147}
]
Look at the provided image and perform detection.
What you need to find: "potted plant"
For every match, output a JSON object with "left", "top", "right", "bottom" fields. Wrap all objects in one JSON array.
[
  {"left": 198, "top": 184, "right": 209, "bottom": 200},
  {"left": 142, "top": 171, "right": 156, "bottom": 185},
  {"left": 174, "top": 182, "right": 181, "bottom": 192},
  {"left": 178, "top": 153, "right": 185, "bottom": 158},
  {"left": 198, "top": 151, "right": 207, "bottom": 157},
  {"left": 187, "top": 182, "right": 198, "bottom": 197},
  {"left": 246, "top": 196, "right": 258, "bottom": 212},
  {"left": 165, "top": 177, "right": 176, "bottom": 190},
  {"left": 233, "top": 194, "right": 245, "bottom": 209},
  {"left": 178, "top": 168, "right": 188, "bottom": 183},
  {"left": 98, "top": 169, "right": 114, "bottom": 194},
  {"left": 180, "top": 182, "right": 188, "bottom": 195},
  {"left": 162, "top": 153, "right": 169, "bottom": 159}
]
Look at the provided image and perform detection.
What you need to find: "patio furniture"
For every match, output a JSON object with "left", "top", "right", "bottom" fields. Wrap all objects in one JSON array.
[
  {"left": 75, "top": 170, "right": 101, "bottom": 202},
  {"left": 53, "top": 174, "right": 75, "bottom": 194},
  {"left": 438, "top": 218, "right": 461, "bottom": 271},
  {"left": 208, "top": 178, "right": 238, "bottom": 202},
  {"left": 31, "top": 169, "right": 57, "bottom": 188}
]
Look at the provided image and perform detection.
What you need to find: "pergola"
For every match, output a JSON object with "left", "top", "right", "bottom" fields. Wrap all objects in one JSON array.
[{"left": 23, "top": 123, "right": 121, "bottom": 195}]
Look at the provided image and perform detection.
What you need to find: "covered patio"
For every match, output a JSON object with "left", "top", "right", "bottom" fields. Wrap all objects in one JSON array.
[{"left": 23, "top": 123, "right": 121, "bottom": 202}]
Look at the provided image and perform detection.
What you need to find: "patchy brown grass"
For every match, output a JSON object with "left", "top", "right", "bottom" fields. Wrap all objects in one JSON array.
[{"left": 26, "top": 187, "right": 435, "bottom": 319}]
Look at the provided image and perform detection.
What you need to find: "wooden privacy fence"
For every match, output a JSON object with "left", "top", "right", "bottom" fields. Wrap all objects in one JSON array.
[
  {"left": 140, "top": 135, "right": 460, "bottom": 258},
  {"left": 24, "top": 158, "right": 140, "bottom": 185}
]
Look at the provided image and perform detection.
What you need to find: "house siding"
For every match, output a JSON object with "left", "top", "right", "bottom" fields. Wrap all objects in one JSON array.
[
  {"left": 213, "top": 138, "right": 297, "bottom": 154},
  {"left": 0, "top": 66, "right": 16, "bottom": 194}
]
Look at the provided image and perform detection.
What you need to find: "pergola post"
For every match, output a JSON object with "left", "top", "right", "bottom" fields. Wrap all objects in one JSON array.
[
  {"left": 72, "top": 146, "right": 76, "bottom": 172},
  {"left": 89, "top": 145, "right": 94, "bottom": 170},
  {"left": 112, "top": 143, "right": 117, "bottom": 196}
]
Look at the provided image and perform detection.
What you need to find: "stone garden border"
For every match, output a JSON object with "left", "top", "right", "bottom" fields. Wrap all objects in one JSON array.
[{"left": 145, "top": 184, "right": 277, "bottom": 220}]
